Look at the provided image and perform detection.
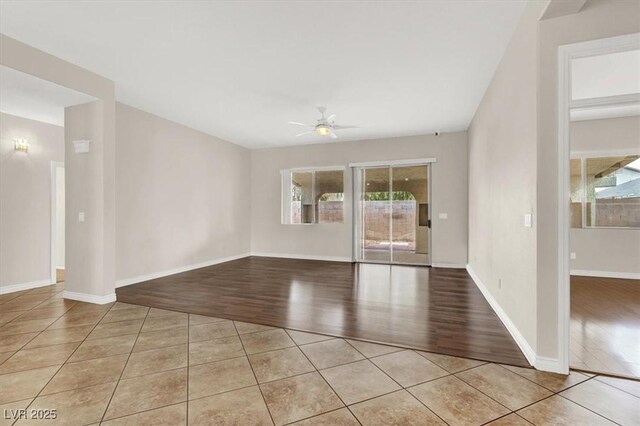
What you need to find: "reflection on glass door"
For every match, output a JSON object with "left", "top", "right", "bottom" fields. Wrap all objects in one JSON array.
[
  {"left": 391, "top": 165, "right": 429, "bottom": 265},
  {"left": 354, "top": 163, "right": 430, "bottom": 265},
  {"left": 360, "top": 167, "right": 391, "bottom": 263}
]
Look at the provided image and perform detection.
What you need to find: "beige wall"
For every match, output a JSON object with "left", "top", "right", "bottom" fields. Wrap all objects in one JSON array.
[
  {"left": 468, "top": 1, "right": 545, "bottom": 355},
  {"left": 65, "top": 101, "right": 107, "bottom": 297},
  {"left": 1, "top": 34, "right": 116, "bottom": 301},
  {"left": 115, "top": 103, "right": 251, "bottom": 282},
  {"left": 570, "top": 116, "right": 640, "bottom": 274},
  {"left": 1, "top": 113, "right": 64, "bottom": 289},
  {"left": 536, "top": 0, "right": 640, "bottom": 358},
  {"left": 469, "top": 0, "right": 640, "bottom": 367},
  {"left": 571, "top": 229, "right": 639, "bottom": 273},
  {"left": 250, "top": 132, "right": 468, "bottom": 266}
]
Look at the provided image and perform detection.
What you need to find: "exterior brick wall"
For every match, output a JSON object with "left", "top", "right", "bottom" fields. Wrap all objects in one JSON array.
[
  {"left": 596, "top": 198, "right": 640, "bottom": 227},
  {"left": 318, "top": 201, "right": 344, "bottom": 223},
  {"left": 363, "top": 200, "right": 416, "bottom": 243},
  {"left": 290, "top": 201, "right": 417, "bottom": 238}
]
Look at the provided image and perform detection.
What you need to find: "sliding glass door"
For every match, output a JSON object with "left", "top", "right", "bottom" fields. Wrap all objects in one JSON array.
[
  {"left": 354, "top": 163, "right": 431, "bottom": 265},
  {"left": 359, "top": 167, "right": 392, "bottom": 263}
]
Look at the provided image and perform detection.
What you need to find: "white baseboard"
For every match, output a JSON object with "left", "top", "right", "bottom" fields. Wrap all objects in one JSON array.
[
  {"left": 431, "top": 263, "right": 467, "bottom": 269},
  {"left": 116, "top": 252, "right": 251, "bottom": 288},
  {"left": 465, "top": 264, "right": 566, "bottom": 373},
  {"left": 570, "top": 269, "right": 640, "bottom": 279},
  {"left": 56, "top": 266, "right": 65, "bottom": 270},
  {"left": 0, "top": 278, "right": 55, "bottom": 295},
  {"left": 535, "top": 356, "right": 564, "bottom": 374},
  {"left": 250, "top": 252, "right": 352, "bottom": 262},
  {"left": 465, "top": 264, "right": 537, "bottom": 367},
  {"left": 62, "top": 290, "right": 116, "bottom": 305}
]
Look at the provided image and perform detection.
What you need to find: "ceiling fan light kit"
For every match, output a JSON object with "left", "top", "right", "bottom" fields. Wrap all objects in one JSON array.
[
  {"left": 315, "top": 124, "right": 331, "bottom": 136},
  {"left": 288, "top": 107, "right": 359, "bottom": 140}
]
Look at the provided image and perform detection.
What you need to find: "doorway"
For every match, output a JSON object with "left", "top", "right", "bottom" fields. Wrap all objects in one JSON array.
[
  {"left": 51, "top": 162, "right": 65, "bottom": 284},
  {"left": 558, "top": 33, "right": 640, "bottom": 378},
  {"left": 352, "top": 161, "right": 431, "bottom": 265}
]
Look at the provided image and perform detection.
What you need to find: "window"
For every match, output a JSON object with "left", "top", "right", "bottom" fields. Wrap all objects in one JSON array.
[
  {"left": 282, "top": 168, "right": 344, "bottom": 224},
  {"left": 570, "top": 155, "right": 640, "bottom": 228}
]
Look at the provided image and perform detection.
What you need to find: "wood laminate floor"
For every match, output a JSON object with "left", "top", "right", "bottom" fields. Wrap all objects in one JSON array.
[
  {"left": 571, "top": 275, "right": 640, "bottom": 379},
  {"left": 116, "top": 256, "right": 529, "bottom": 367}
]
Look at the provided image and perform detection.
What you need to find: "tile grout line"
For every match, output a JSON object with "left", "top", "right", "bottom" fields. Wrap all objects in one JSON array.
[
  {"left": 98, "top": 304, "right": 151, "bottom": 423},
  {"left": 555, "top": 376, "right": 626, "bottom": 426},
  {"left": 502, "top": 375, "right": 622, "bottom": 426},
  {"left": 98, "top": 401, "right": 185, "bottom": 424},
  {"left": 187, "top": 352, "right": 247, "bottom": 369},
  {"left": 280, "top": 406, "right": 352, "bottom": 426},
  {"left": 344, "top": 342, "right": 453, "bottom": 426},
  {"left": 556, "top": 393, "right": 624, "bottom": 426},
  {"left": 0, "top": 286, "right": 71, "bottom": 426},
  {"left": 10, "top": 295, "right": 75, "bottom": 323},
  {"left": 453, "top": 364, "right": 552, "bottom": 415},
  {"left": 292, "top": 335, "right": 364, "bottom": 426},
  {"left": 288, "top": 332, "right": 515, "bottom": 425},
  {"left": 136, "top": 326, "right": 628, "bottom": 422},
  {"left": 493, "top": 363, "right": 569, "bottom": 394},
  {"left": 18, "top": 293, "right": 114, "bottom": 421},
  {"left": 0, "top": 289, "right": 75, "bottom": 355},
  {"left": 479, "top": 411, "right": 534, "bottom": 426},
  {"left": 407, "top": 373, "right": 514, "bottom": 424},
  {"left": 231, "top": 320, "right": 277, "bottom": 426},
  {"left": 2, "top": 285, "right": 637, "bottom": 425}
]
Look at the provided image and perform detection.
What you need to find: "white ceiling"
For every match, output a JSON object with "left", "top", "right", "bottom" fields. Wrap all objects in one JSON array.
[
  {"left": 0, "top": 65, "right": 96, "bottom": 126},
  {"left": 0, "top": 1, "right": 527, "bottom": 148}
]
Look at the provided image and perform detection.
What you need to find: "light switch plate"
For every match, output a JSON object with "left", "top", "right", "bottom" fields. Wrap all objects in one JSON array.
[
  {"left": 78, "top": 212, "right": 85, "bottom": 222},
  {"left": 438, "top": 213, "right": 448, "bottom": 219},
  {"left": 524, "top": 213, "right": 532, "bottom": 228}
]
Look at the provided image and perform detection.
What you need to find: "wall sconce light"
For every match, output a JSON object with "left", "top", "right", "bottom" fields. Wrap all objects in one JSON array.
[{"left": 14, "top": 138, "right": 30, "bottom": 153}]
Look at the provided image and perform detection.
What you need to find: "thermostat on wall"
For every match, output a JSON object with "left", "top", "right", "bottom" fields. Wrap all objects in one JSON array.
[{"left": 73, "top": 139, "right": 91, "bottom": 154}]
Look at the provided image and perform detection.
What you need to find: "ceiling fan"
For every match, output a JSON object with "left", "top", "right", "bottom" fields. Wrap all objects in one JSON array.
[{"left": 288, "top": 107, "right": 358, "bottom": 139}]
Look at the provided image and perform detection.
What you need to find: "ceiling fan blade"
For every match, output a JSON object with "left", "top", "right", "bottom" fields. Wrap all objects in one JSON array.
[
  {"left": 329, "top": 129, "right": 338, "bottom": 139},
  {"left": 295, "top": 131, "right": 313, "bottom": 137},
  {"left": 332, "top": 125, "right": 358, "bottom": 130},
  {"left": 326, "top": 113, "right": 336, "bottom": 123},
  {"left": 288, "top": 121, "right": 312, "bottom": 127}
]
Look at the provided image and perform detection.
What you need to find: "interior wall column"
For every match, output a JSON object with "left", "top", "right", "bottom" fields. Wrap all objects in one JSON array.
[{"left": 1, "top": 34, "right": 117, "bottom": 303}]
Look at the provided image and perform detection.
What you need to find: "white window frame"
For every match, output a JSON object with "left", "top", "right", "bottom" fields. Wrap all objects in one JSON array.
[
  {"left": 570, "top": 151, "right": 640, "bottom": 229},
  {"left": 281, "top": 166, "right": 346, "bottom": 225}
]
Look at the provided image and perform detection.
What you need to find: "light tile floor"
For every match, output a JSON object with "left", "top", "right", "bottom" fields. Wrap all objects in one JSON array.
[{"left": 1, "top": 283, "right": 639, "bottom": 425}]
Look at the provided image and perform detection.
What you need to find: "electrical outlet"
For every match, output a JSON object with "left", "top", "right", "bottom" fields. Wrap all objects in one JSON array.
[{"left": 570, "top": 252, "right": 576, "bottom": 260}]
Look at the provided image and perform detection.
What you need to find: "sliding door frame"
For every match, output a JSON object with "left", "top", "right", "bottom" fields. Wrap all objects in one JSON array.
[{"left": 350, "top": 158, "right": 436, "bottom": 266}]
